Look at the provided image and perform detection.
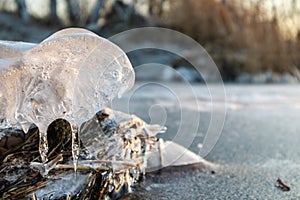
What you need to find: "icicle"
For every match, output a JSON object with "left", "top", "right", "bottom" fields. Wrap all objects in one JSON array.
[
  {"left": 39, "top": 130, "right": 48, "bottom": 162},
  {"left": 71, "top": 123, "right": 80, "bottom": 172},
  {"left": 20, "top": 121, "right": 31, "bottom": 133}
]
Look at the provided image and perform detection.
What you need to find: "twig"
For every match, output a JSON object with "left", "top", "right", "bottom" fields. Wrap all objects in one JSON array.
[
  {"left": 276, "top": 178, "right": 290, "bottom": 191},
  {"left": 56, "top": 164, "right": 109, "bottom": 171}
]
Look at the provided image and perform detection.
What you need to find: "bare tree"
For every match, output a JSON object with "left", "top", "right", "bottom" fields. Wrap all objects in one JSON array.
[
  {"left": 50, "top": 0, "right": 60, "bottom": 25},
  {"left": 66, "top": 0, "right": 81, "bottom": 26},
  {"left": 89, "top": 0, "right": 104, "bottom": 24},
  {"left": 149, "top": 0, "right": 166, "bottom": 17},
  {"left": 15, "top": 0, "right": 29, "bottom": 22}
]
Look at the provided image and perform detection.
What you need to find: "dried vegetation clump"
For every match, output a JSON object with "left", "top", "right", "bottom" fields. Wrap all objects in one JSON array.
[
  {"left": 164, "top": 0, "right": 300, "bottom": 80},
  {"left": 0, "top": 108, "right": 162, "bottom": 199}
]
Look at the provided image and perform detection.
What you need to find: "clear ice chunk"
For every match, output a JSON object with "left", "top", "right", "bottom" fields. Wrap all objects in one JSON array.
[{"left": 0, "top": 28, "right": 135, "bottom": 164}]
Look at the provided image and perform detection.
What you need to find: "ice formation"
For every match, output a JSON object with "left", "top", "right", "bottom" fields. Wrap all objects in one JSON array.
[
  {"left": 0, "top": 28, "right": 135, "bottom": 167},
  {"left": 0, "top": 28, "right": 214, "bottom": 199}
]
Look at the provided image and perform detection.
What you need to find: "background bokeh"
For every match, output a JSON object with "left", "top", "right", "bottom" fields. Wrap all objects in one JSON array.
[{"left": 1, "top": 0, "right": 300, "bottom": 83}]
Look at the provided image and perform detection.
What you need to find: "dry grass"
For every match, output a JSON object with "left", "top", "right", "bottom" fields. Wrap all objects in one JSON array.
[{"left": 163, "top": 0, "right": 300, "bottom": 80}]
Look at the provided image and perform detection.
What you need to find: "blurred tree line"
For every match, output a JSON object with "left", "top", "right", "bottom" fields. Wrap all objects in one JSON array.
[
  {"left": 3, "top": 0, "right": 166, "bottom": 27},
  {"left": 1, "top": 0, "right": 300, "bottom": 80},
  {"left": 165, "top": 0, "right": 300, "bottom": 80}
]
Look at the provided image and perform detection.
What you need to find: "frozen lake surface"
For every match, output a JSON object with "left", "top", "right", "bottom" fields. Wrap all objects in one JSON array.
[{"left": 113, "top": 83, "right": 300, "bottom": 199}]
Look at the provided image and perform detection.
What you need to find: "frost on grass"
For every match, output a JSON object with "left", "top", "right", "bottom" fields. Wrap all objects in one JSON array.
[{"left": 0, "top": 28, "right": 134, "bottom": 165}]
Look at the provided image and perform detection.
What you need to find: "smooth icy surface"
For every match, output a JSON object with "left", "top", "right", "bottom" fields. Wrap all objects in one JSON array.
[{"left": 114, "top": 83, "right": 300, "bottom": 199}]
